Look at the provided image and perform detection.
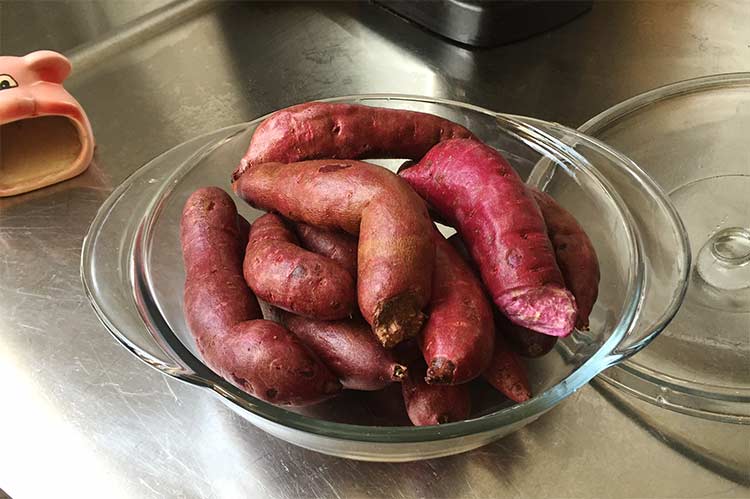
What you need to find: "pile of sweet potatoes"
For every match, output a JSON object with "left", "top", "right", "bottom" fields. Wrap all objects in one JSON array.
[{"left": 180, "top": 102, "right": 600, "bottom": 426}]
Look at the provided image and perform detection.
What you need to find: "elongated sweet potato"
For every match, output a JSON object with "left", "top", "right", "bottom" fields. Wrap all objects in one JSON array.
[
  {"left": 293, "top": 222, "right": 358, "bottom": 277},
  {"left": 282, "top": 312, "right": 407, "bottom": 391},
  {"left": 482, "top": 332, "right": 531, "bottom": 403},
  {"left": 181, "top": 187, "right": 341, "bottom": 406},
  {"left": 233, "top": 102, "right": 475, "bottom": 180},
  {"left": 400, "top": 139, "right": 577, "bottom": 337},
  {"left": 402, "top": 363, "right": 471, "bottom": 426},
  {"left": 421, "top": 231, "right": 495, "bottom": 385},
  {"left": 233, "top": 159, "right": 435, "bottom": 348},
  {"left": 531, "top": 188, "right": 600, "bottom": 330},
  {"left": 244, "top": 213, "right": 356, "bottom": 320},
  {"left": 450, "top": 233, "right": 557, "bottom": 358}
]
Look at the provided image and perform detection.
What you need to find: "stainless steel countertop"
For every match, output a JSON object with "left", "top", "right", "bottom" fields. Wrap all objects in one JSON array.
[{"left": 1, "top": 1, "right": 749, "bottom": 497}]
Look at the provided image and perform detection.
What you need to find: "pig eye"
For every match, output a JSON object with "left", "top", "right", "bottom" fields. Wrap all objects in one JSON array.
[{"left": 0, "top": 74, "right": 18, "bottom": 90}]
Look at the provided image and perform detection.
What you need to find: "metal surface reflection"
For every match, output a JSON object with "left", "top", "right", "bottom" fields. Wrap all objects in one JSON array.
[{"left": 1, "top": 1, "right": 749, "bottom": 497}]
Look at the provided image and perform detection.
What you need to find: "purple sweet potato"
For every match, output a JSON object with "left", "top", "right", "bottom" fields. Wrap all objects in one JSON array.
[
  {"left": 531, "top": 188, "right": 600, "bottom": 330},
  {"left": 402, "top": 364, "right": 471, "bottom": 426},
  {"left": 421, "top": 231, "right": 495, "bottom": 385},
  {"left": 244, "top": 213, "right": 356, "bottom": 320},
  {"left": 449, "top": 233, "right": 557, "bottom": 358},
  {"left": 400, "top": 139, "right": 577, "bottom": 337},
  {"left": 282, "top": 312, "right": 407, "bottom": 391},
  {"left": 293, "top": 222, "right": 358, "bottom": 277},
  {"left": 482, "top": 332, "right": 531, "bottom": 403},
  {"left": 181, "top": 187, "right": 341, "bottom": 406},
  {"left": 233, "top": 159, "right": 435, "bottom": 348},
  {"left": 233, "top": 102, "right": 475, "bottom": 180}
]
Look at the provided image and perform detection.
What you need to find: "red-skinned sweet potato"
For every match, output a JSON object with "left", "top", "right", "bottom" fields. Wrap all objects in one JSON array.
[
  {"left": 293, "top": 222, "right": 358, "bottom": 277},
  {"left": 281, "top": 312, "right": 407, "bottom": 391},
  {"left": 504, "top": 319, "right": 558, "bottom": 358},
  {"left": 531, "top": 188, "right": 600, "bottom": 330},
  {"left": 244, "top": 213, "right": 356, "bottom": 320},
  {"left": 421, "top": 231, "right": 495, "bottom": 385},
  {"left": 450, "top": 233, "right": 558, "bottom": 358},
  {"left": 233, "top": 159, "right": 435, "bottom": 348},
  {"left": 181, "top": 187, "right": 341, "bottom": 406},
  {"left": 482, "top": 332, "right": 532, "bottom": 403},
  {"left": 402, "top": 363, "right": 471, "bottom": 426},
  {"left": 400, "top": 139, "right": 577, "bottom": 337},
  {"left": 233, "top": 102, "right": 475, "bottom": 180}
]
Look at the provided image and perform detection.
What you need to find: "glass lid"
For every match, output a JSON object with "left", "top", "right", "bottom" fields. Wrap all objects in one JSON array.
[{"left": 581, "top": 73, "right": 750, "bottom": 422}]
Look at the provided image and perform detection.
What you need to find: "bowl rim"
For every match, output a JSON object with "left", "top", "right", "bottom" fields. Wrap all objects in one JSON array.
[
  {"left": 580, "top": 72, "right": 750, "bottom": 423},
  {"left": 83, "top": 93, "right": 646, "bottom": 443}
]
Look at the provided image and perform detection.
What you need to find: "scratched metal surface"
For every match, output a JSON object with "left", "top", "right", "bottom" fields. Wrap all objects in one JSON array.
[{"left": 1, "top": 1, "right": 749, "bottom": 497}]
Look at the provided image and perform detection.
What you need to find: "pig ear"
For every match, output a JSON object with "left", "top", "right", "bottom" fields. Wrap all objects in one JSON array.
[{"left": 23, "top": 50, "right": 71, "bottom": 83}]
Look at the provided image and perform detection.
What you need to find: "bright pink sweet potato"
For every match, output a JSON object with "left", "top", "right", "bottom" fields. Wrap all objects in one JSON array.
[
  {"left": 244, "top": 213, "right": 356, "bottom": 320},
  {"left": 282, "top": 312, "right": 407, "bottom": 391},
  {"left": 293, "top": 222, "right": 358, "bottom": 277},
  {"left": 531, "top": 188, "right": 600, "bottom": 330},
  {"left": 400, "top": 139, "right": 577, "bottom": 337},
  {"left": 449, "top": 233, "right": 557, "bottom": 358},
  {"left": 233, "top": 159, "right": 435, "bottom": 348},
  {"left": 233, "top": 102, "right": 475, "bottom": 180},
  {"left": 181, "top": 187, "right": 341, "bottom": 406},
  {"left": 482, "top": 332, "right": 532, "bottom": 403},
  {"left": 402, "top": 364, "right": 471, "bottom": 426},
  {"left": 421, "top": 231, "right": 495, "bottom": 385}
]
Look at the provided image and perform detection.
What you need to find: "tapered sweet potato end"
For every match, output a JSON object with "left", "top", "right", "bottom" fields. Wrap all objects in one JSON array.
[{"left": 425, "top": 357, "right": 456, "bottom": 385}]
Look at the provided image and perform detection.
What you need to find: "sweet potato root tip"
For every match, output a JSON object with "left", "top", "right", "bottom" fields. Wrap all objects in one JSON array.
[
  {"left": 392, "top": 363, "right": 408, "bottom": 381},
  {"left": 425, "top": 357, "right": 456, "bottom": 385}
]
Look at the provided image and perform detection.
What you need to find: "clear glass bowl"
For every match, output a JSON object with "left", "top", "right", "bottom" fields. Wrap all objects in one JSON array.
[
  {"left": 81, "top": 95, "right": 688, "bottom": 461},
  {"left": 580, "top": 73, "right": 750, "bottom": 425}
]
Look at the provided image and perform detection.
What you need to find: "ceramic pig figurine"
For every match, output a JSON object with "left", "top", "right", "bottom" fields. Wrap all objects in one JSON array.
[{"left": 0, "top": 50, "right": 94, "bottom": 197}]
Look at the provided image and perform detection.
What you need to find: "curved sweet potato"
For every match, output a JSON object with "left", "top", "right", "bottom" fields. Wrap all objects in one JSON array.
[
  {"left": 421, "top": 231, "right": 495, "bottom": 385},
  {"left": 400, "top": 139, "right": 577, "bottom": 337},
  {"left": 482, "top": 333, "right": 531, "bottom": 403},
  {"left": 293, "top": 222, "right": 358, "bottom": 277},
  {"left": 233, "top": 102, "right": 475, "bottom": 180},
  {"left": 244, "top": 213, "right": 356, "bottom": 320},
  {"left": 233, "top": 159, "right": 435, "bottom": 348},
  {"left": 531, "top": 188, "right": 600, "bottom": 330},
  {"left": 402, "top": 364, "right": 471, "bottom": 426},
  {"left": 181, "top": 187, "right": 341, "bottom": 406},
  {"left": 449, "top": 233, "right": 557, "bottom": 358},
  {"left": 282, "top": 312, "right": 407, "bottom": 391}
]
